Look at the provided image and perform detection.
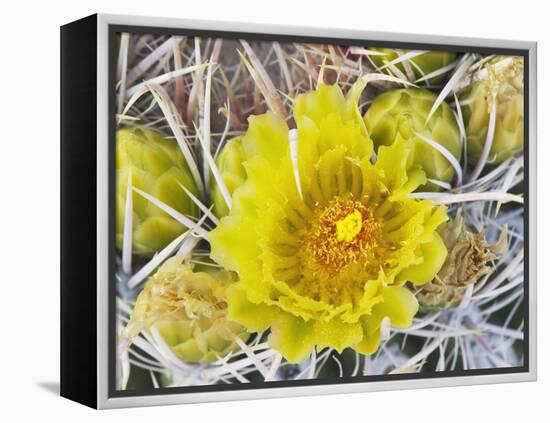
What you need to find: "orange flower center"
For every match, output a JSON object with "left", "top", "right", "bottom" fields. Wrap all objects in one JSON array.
[{"left": 304, "top": 198, "right": 381, "bottom": 276}]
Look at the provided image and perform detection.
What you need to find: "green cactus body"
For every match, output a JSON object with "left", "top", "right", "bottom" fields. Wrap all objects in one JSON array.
[
  {"left": 126, "top": 257, "right": 249, "bottom": 364},
  {"left": 461, "top": 57, "right": 524, "bottom": 164},
  {"left": 211, "top": 137, "right": 248, "bottom": 218},
  {"left": 116, "top": 126, "right": 199, "bottom": 257},
  {"left": 364, "top": 87, "right": 461, "bottom": 190},
  {"left": 370, "top": 49, "right": 456, "bottom": 84}
]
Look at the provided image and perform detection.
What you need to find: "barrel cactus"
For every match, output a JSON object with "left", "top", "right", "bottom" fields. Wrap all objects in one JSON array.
[
  {"left": 211, "top": 137, "right": 248, "bottom": 218},
  {"left": 125, "top": 256, "right": 249, "bottom": 364},
  {"left": 370, "top": 48, "right": 456, "bottom": 84},
  {"left": 364, "top": 87, "right": 461, "bottom": 189},
  {"left": 116, "top": 126, "right": 199, "bottom": 256},
  {"left": 460, "top": 57, "right": 524, "bottom": 164}
]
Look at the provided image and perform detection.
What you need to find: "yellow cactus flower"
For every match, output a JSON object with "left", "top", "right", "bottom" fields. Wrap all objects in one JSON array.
[
  {"left": 208, "top": 83, "right": 449, "bottom": 363},
  {"left": 116, "top": 126, "right": 199, "bottom": 256},
  {"left": 125, "top": 257, "right": 249, "bottom": 364},
  {"left": 461, "top": 57, "right": 524, "bottom": 164}
]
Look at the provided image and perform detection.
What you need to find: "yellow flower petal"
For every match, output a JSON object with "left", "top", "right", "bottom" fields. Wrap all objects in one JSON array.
[
  {"left": 268, "top": 315, "right": 317, "bottom": 364},
  {"left": 241, "top": 112, "right": 288, "bottom": 166},
  {"left": 355, "top": 327, "right": 382, "bottom": 355},
  {"left": 226, "top": 285, "right": 277, "bottom": 333},
  {"left": 397, "top": 232, "right": 448, "bottom": 285},
  {"left": 294, "top": 83, "right": 347, "bottom": 126},
  {"left": 311, "top": 318, "right": 363, "bottom": 354},
  {"left": 371, "top": 285, "right": 419, "bottom": 328}
]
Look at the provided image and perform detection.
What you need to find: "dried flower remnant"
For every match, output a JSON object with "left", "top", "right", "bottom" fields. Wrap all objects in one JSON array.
[
  {"left": 461, "top": 57, "right": 524, "bottom": 164},
  {"left": 209, "top": 83, "right": 449, "bottom": 363},
  {"left": 364, "top": 87, "right": 461, "bottom": 189},
  {"left": 116, "top": 126, "right": 199, "bottom": 256},
  {"left": 124, "top": 257, "right": 249, "bottom": 363},
  {"left": 415, "top": 210, "right": 508, "bottom": 311}
]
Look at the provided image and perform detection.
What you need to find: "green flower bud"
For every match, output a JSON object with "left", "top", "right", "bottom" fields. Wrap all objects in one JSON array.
[
  {"left": 211, "top": 137, "right": 248, "bottom": 218},
  {"left": 415, "top": 210, "right": 508, "bottom": 311},
  {"left": 370, "top": 49, "right": 456, "bottom": 84},
  {"left": 364, "top": 87, "right": 461, "bottom": 189},
  {"left": 126, "top": 256, "right": 250, "bottom": 364},
  {"left": 116, "top": 126, "right": 199, "bottom": 256},
  {"left": 461, "top": 57, "right": 524, "bottom": 164}
]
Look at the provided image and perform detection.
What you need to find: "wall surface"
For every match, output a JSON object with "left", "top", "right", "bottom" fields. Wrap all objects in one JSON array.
[{"left": 1, "top": 0, "right": 546, "bottom": 421}]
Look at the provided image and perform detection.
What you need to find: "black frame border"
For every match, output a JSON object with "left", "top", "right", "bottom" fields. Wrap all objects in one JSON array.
[
  {"left": 107, "top": 23, "right": 530, "bottom": 400},
  {"left": 60, "top": 14, "right": 98, "bottom": 409}
]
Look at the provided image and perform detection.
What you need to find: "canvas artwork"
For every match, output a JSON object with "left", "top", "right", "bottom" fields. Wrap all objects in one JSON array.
[
  {"left": 112, "top": 31, "right": 527, "bottom": 393},
  {"left": 60, "top": 14, "right": 535, "bottom": 408}
]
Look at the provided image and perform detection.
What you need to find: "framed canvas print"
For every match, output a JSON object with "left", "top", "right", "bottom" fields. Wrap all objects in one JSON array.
[{"left": 60, "top": 14, "right": 537, "bottom": 409}]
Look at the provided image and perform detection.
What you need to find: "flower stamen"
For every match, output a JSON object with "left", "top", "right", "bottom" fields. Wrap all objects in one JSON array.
[{"left": 303, "top": 197, "right": 381, "bottom": 276}]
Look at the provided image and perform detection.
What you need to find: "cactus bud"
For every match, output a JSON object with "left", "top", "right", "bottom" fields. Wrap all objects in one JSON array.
[
  {"left": 211, "top": 137, "right": 248, "bottom": 218},
  {"left": 364, "top": 87, "right": 461, "bottom": 189},
  {"left": 461, "top": 57, "right": 524, "bottom": 164},
  {"left": 116, "top": 126, "right": 199, "bottom": 256},
  {"left": 370, "top": 49, "right": 456, "bottom": 84},
  {"left": 125, "top": 256, "right": 249, "bottom": 364}
]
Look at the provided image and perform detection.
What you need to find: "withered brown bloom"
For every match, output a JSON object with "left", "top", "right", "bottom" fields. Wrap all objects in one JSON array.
[{"left": 415, "top": 210, "right": 508, "bottom": 311}]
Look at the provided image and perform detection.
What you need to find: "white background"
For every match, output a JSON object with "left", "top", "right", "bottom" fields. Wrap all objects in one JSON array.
[{"left": 0, "top": 0, "right": 546, "bottom": 421}]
